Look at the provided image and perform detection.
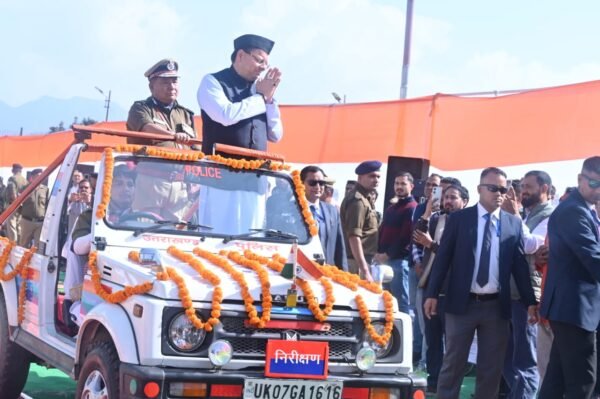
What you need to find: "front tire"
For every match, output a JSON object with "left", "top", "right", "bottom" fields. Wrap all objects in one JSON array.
[
  {"left": 76, "top": 340, "right": 120, "bottom": 399},
  {"left": 0, "top": 288, "right": 31, "bottom": 399}
]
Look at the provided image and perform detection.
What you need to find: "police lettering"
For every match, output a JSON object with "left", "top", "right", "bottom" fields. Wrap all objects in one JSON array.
[{"left": 184, "top": 165, "right": 222, "bottom": 179}]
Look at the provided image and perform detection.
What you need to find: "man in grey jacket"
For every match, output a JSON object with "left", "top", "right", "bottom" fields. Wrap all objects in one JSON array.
[{"left": 502, "top": 170, "right": 554, "bottom": 399}]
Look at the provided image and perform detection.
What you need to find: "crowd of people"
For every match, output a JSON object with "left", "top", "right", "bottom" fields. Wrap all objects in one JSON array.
[{"left": 1, "top": 31, "right": 599, "bottom": 399}]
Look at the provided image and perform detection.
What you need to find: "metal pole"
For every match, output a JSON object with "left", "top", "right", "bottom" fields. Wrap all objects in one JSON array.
[
  {"left": 105, "top": 90, "right": 111, "bottom": 121},
  {"left": 399, "top": 0, "right": 414, "bottom": 99}
]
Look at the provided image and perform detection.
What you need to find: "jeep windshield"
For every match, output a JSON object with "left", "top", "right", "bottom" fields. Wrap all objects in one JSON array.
[{"left": 104, "top": 156, "right": 309, "bottom": 243}]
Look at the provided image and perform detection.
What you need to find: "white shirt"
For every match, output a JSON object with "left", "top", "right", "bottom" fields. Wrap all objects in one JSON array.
[
  {"left": 471, "top": 203, "right": 501, "bottom": 294},
  {"left": 521, "top": 216, "right": 548, "bottom": 255},
  {"left": 197, "top": 74, "right": 283, "bottom": 142}
]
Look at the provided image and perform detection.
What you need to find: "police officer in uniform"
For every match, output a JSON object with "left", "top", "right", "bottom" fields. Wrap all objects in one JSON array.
[
  {"left": 4, "top": 163, "right": 28, "bottom": 242},
  {"left": 127, "top": 59, "right": 196, "bottom": 218},
  {"left": 19, "top": 169, "right": 49, "bottom": 248},
  {"left": 340, "top": 161, "right": 382, "bottom": 282},
  {"left": 197, "top": 34, "right": 283, "bottom": 154},
  {"left": 127, "top": 58, "right": 197, "bottom": 148}
]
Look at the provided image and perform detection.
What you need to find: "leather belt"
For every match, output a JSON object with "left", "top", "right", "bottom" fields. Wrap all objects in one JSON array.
[
  {"left": 469, "top": 293, "right": 499, "bottom": 302},
  {"left": 21, "top": 215, "right": 44, "bottom": 222}
]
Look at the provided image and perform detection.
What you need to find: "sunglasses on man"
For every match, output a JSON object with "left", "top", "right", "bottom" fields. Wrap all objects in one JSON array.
[
  {"left": 479, "top": 184, "right": 509, "bottom": 194},
  {"left": 307, "top": 180, "right": 327, "bottom": 187},
  {"left": 581, "top": 174, "right": 600, "bottom": 189}
]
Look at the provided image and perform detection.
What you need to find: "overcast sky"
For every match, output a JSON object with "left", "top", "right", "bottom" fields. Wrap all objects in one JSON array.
[{"left": 2, "top": 0, "right": 600, "bottom": 112}]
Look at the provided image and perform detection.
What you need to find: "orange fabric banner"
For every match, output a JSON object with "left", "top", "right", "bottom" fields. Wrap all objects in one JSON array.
[{"left": 1, "top": 80, "right": 599, "bottom": 170}]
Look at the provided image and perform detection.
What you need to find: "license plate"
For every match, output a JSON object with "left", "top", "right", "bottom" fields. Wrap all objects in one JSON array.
[{"left": 243, "top": 378, "right": 343, "bottom": 399}]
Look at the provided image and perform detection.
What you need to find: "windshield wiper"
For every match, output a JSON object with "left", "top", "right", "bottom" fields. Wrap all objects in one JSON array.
[
  {"left": 133, "top": 220, "right": 213, "bottom": 237},
  {"left": 222, "top": 228, "right": 298, "bottom": 244}
]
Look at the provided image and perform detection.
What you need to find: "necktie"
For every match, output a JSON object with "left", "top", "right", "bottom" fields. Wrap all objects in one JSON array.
[
  {"left": 476, "top": 213, "right": 492, "bottom": 288},
  {"left": 310, "top": 204, "right": 320, "bottom": 229},
  {"left": 592, "top": 209, "right": 600, "bottom": 233}
]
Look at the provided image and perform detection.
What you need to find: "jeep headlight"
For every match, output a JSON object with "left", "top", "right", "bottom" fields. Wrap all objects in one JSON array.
[
  {"left": 361, "top": 321, "right": 393, "bottom": 358},
  {"left": 168, "top": 313, "right": 206, "bottom": 352}
]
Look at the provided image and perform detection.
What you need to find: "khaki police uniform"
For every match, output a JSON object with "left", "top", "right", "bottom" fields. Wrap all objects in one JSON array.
[
  {"left": 4, "top": 173, "right": 27, "bottom": 242},
  {"left": 125, "top": 59, "right": 197, "bottom": 219},
  {"left": 19, "top": 184, "right": 49, "bottom": 248},
  {"left": 340, "top": 184, "right": 379, "bottom": 275},
  {"left": 126, "top": 97, "right": 196, "bottom": 149}
]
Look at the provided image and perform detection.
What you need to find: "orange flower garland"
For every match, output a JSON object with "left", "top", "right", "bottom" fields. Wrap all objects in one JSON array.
[
  {"left": 291, "top": 170, "right": 319, "bottom": 236},
  {"left": 88, "top": 252, "right": 155, "bottom": 303},
  {"left": 96, "top": 148, "right": 114, "bottom": 219},
  {"left": 15, "top": 247, "right": 36, "bottom": 324},
  {"left": 167, "top": 246, "right": 221, "bottom": 286},
  {"left": 162, "top": 266, "right": 222, "bottom": 332},
  {"left": 0, "top": 241, "right": 17, "bottom": 281},
  {"left": 128, "top": 250, "right": 141, "bottom": 264},
  {"left": 224, "top": 250, "right": 273, "bottom": 326},
  {"left": 241, "top": 250, "right": 284, "bottom": 273},
  {"left": 115, "top": 145, "right": 205, "bottom": 162},
  {"left": 193, "top": 247, "right": 266, "bottom": 327},
  {"left": 319, "top": 264, "right": 383, "bottom": 294},
  {"left": 207, "top": 154, "right": 290, "bottom": 172},
  {"left": 296, "top": 277, "right": 335, "bottom": 322},
  {"left": 355, "top": 290, "right": 395, "bottom": 346}
]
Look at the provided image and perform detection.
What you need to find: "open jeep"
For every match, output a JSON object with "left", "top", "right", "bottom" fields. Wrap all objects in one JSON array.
[{"left": 0, "top": 126, "right": 426, "bottom": 399}]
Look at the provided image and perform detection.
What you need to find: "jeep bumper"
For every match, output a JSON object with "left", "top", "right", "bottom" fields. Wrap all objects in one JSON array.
[{"left": 120, "top": 363, "right": 427, "bottom": 399}]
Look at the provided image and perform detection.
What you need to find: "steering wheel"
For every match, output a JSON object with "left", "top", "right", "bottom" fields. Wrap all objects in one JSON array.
[{"left": 118, "top": 211, "right": 163, "bottom": 223}]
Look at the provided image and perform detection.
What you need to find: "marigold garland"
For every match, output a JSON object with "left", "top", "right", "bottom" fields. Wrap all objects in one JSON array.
[
  {"left": 0, "top": 241, "right": 17, "bottom": 281},
  {"left": 15, "top": 247, "right": 36, "bottom": 324},
  {"left": 115, "top": 145, "right": 205, "bottom": 162},
  {"left": 88, "top": 252, "right": 155, "bottom": 303},
  {"left": 224, "top": 250, "right": 273, "bottom": 326},
  {"left": 162, "top": 266, "right": 222, "bottom": 332},
  {"left": 207, "top": 154, "right": 290, "bottom": 172},
  {"left": 291, "top": 170, "right": 319, "bottom": 236},
  {"left": 193, "top": 247, "right": 266, "bottom": 327},
  {"left": 167, "top": 246, "right": 221, "bottom": 286},
  {"left": 296, "top": 277, "right": 335, "bottom": 322},
  {"left": 319, "top": 264, "right": 383, "bottom": 294},
  {"left": 128, "top": 250, "right": 141, "bottom": 264},
  {"left": 96, "top": 148, "right": 114, "bottom": 219},
  {"left": 242, "top": 250, "right": 284, "bottom": 273},
  {"left": 355, "top": 290, "right": 395, "bottom": 346}
]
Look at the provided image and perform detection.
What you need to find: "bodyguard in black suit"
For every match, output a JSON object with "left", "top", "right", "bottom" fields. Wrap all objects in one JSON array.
[
  {"left": 539, "top": 156, "right": 600, "bottom": 399},
  {"left": 424, "top": 167, "right": 538, "bottom": 399},
  {"left": 300, "top": 166, "right": 348, "bottom": 271}
]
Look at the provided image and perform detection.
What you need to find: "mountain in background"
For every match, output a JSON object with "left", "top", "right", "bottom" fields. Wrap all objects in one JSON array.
[{"left": 0, "top": 96, "right": 128, "bottom": 135}]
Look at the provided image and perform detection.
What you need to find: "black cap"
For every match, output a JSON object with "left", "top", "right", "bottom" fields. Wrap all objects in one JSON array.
[
  {"left": 12, "top": 163, "right": 23, "bottom": 171},
  {"left": 355, "top": 160, "right": 382, "bottom": 175},
  {"left": 234, "top": 34, "right": 275, "bottom": 54},
  {"left": 31, "top": 168, "right": 43, "bottom": 175},
  {"left": 144, "top": 59, "right": 179, "bottom": 80}
]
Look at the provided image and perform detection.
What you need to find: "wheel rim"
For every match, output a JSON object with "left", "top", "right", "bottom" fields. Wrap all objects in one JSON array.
[{"left": 81, "top": 370, "right": 109, "bottom": 399}]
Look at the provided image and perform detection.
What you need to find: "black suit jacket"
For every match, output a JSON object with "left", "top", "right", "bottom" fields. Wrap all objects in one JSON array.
[
  {"left": 319, "top": 202, "right": 348, "bottom": 271},
  {"left": 540, "top": 189, "right": 600, "bottom": 332},
  {"left": 425, "top": 204, "right": 536, "bottom": 319}
]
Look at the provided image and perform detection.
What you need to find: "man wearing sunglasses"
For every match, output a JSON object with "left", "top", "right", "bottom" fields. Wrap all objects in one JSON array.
[
  {"left": 198, "top": 34, "right": 283, "bottom": 154},
  {"left": 300, "top": 166, "right": 347, "bottom": 271},
  {"left": 423, "top": 167, "right": 538, "bottom": 399},
  {"left": 539, "top": 156, "right": 600, "bottom": 399}
]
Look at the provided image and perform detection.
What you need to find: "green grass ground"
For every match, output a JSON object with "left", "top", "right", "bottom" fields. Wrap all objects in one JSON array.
[{"left": 23, "top": 364, "right": 476, "bottom": 398}]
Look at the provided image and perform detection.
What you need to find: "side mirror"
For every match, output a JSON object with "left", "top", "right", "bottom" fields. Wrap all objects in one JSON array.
[{"left": 371, "top": 264, "right": 394, "bottom": 284}]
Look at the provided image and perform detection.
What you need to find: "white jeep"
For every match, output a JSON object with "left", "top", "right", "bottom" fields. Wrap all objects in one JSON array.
[{"left": 0, "top": 127, "right": 426, "bottom": 399}]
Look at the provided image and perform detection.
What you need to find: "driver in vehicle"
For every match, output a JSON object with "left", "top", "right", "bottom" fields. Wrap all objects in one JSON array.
[
  {"left": 63, "top": 165, "right": 136, "bottom": 329},
  {"left": 107, "top": 165, "right": 136, "bottom": 223}
]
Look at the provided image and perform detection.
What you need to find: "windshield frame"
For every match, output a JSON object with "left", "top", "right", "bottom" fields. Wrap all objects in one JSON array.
[{"left": 101, "top": 154, "right": 311, "bottom": 244}]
